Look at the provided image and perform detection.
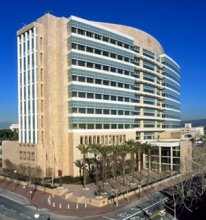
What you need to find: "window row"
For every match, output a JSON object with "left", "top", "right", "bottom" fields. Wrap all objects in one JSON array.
[
  {"left": 71, "top": 26, "right": 131, "bottom": 49},
  {"left": 71, "top": 123, "right": 134, "bottom": 129},
  {"left": 71, "top": 59, "right": 132, "bottom": 76},
  {"left": 72, "top": 43, "right": 131, "bottom": 63},
  {"left": 80, "top": 134, "right": 126, "bottom": 145},
  {"left": 71, "top": 91, "right": 136, "bottom": 103},
  {"left": 19, "top": 151, "right": 35, "bottom": 161},
  {"left": 71, "top": 75, "right": 133, "bottom": 90},
  {"left": 70, "top": 107, "right": 139, "bottom": 116}
]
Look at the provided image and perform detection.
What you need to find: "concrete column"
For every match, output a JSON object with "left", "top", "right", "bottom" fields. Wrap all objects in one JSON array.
[
  {"left": 170, "top": 147, "right": 173, "bottom": 172},
  {"left": 159, "top": 146, "right": 162, "bottom": 173}
]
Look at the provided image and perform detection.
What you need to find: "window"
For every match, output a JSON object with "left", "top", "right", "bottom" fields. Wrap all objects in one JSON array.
[
  {"left": 111, "top": 96, "right": 116, "bottom": 101},
  {"left": 95, "top": 79, "right": 102, "bottom": 84},
  {"left": 79, "top": 108, "right": 86, "bottom": 113},
  {"left": 95, "top": 34, "right": 101, "bottom": 40},
  {"left": 87, "top": 93, "right": 94, "bottom": 99},
  {"left": 103, "top": 109, "right": 109, "bottom": 114},
  {"left": 95, "top": 64, "right": 101, "bottom": 69},
  {"left": 103, "top": 51, "right": 109, "bottom": 56},
  {"left": 103, "top": 66, "right": 109, "bottom": 71},
  {"left": 111, "top": 81, "right": 116, "bottom": 87},
  {"left": 110, "top": 39, "right": 116, "bottom": 44},
  {"left": 103, "top": 36, "right": 109, "bottom": 42},
  {"left": 103, "top": 95, "right": 109, "bottom": 100},
  {"left": 87, "top": 47, "right": 93, "bottom": 53},
  {"left": 111, "top": 53, "right": 116, "bottom": 58},
  {"left": 118, "top": 83, "right": 123, "bottom": 88},
  {"left": 88, "top": 124, "right": 94, "bottom": 129},
  {"left": 111, "top": 67, "right": 116, "bottom": 73},
  {"left": 111, "top": 124, "right": 117, "bottom": 129},
  {"left": 79, "top": 61, "right": 85, "bottom": 67},
  {"left": 79, "top": 92, "right": 85, "bottom": 98},
  {"left": 78, "top": 45, "right": 85, "bottom": 51},
  {"left": 95, "top": 49, "right": 101, "bottom": 55},
  {"left": 87, "top": 62, "right": 93, "bottom": 68},
  {"left": 111, "top": 110, "right": 116, "bottom": 115},
  {"left": 87, "top": 78, "right": 94, "bottom": 83},
  {"left": 88, "top": 108, "right": 94, "bottom": 114},
  {"left": 72, "top": 75, "right": 77, "bottom": 81},
  {"left": 72, "top": 91, "right": 77, "bottom": 97},
  {"left": 79, "top": 76, "right": 85, "bottom": 82},
  {"left": 71, "top": 27, "right": 77, "bottom": 33},
  {"left": 79, "top": 124, "right": 86, "bottom": 129},
  {"left": 103, "top": 80, "right": 109, "bottom": 85},
  {"left": 86, "top": 31, "right": 93, "bottom": 37},
  {"left": 96, "top": 109, "right": 102, "bottom": 114},
  {"left": 96, "top": 124, "right": 102, "bottom": 129},
  {"left": 95, "top": 94, "right": 102, "bottom": 99},
  {"left": 104, "top": 124, "right": 110, "bottom": 129},
  {"left": 118, "top": 97, "right": 123, "bottom": 101},
  {"left": 78, "top": 29, "right": 85, "bottom": 35}
]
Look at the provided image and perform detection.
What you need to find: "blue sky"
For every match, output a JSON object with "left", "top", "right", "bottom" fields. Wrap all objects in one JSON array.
[{"left": 0, "top": 0, "right": 205, "bottom": 122}]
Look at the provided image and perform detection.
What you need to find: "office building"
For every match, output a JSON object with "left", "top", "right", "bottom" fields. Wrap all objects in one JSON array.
[{"left": 16, "top": 14, "right": 181, "bottom": 176}]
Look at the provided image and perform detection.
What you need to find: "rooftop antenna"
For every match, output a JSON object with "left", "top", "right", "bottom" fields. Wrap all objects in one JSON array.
[{"left": 22, "top": 23, "right": 27, "bottom": 27}]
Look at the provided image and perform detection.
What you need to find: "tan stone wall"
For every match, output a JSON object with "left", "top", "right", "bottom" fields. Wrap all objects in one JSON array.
[
  {"left": 180, "top": 141, "right": 192, "bottom": 174},
  {"left": 159, "top": 130, "right": 181, "bottom": 139}
]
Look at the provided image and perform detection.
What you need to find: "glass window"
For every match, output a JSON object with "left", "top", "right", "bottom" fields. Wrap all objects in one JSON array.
[
  {"left": 111, "top": 53, "right": 116, "bottom": 58},
  {"left": 118, "top": 110, "right": 123, "bottom": 115},
  {"left": 95, "top": 49, "right": 101, "bottom": 55},
  {"left": 79, "top": 92, "right": 85, "bottom": 98},
  {"left": 79, "top": 76, "right": 85, "bottom": 82},
  {"left": 111, "top": 124, "right": 117, "bottom": 129},
  {"left": 79, "top": 61, "right": 85, "bottom": 66},
  {"left": 103, "top": 51, "right": 109, "bottom": 56},
  {"left": 72, "top": 91, "right": 77, "bottom": 97},
  {"left": 118, "top": 83, "right": 123, "bottom": 88},
  {"left": 96, "top": 109, "right": 102, "bottom": 114},
  {"left": 111, "top": 110, "right": 116, "bottom": 115},
  {"left": 78, "top": 45, "right": 85, "bottom": 51},
  {"left": 111, "top": 96, "right": 116, "bottom": 101},
  {"left": 71, "top": 27, "right": 77, "bottom": 33},
  {"left": 87, "top": 47, "right": 93, "bottom": 53},
  {"left": 86, "top": 31, "right": 93, "bottom": 37},
  {"left": 88, "top": 124, "right": 94, "bottom": 129},
  {"left": 95, "top": 79, "right": 102, "bottom": 84},
  {"left": 103, "top": 109, "right": 109, "bottom": 114},
  {"left": 103, "top": 80, "right": 109, "bottom": 85},
  {"left": 79, "top": 124, "right": 86, "bottom": 129},
  {"left": 118, "top": 97, "right": 123, "bottom": 101},
  {"left": 118, "top": 55, "right": 123, "bottom": 60},
  {"left": 111, "top": 67, "right": 116, "bottom": 73},
  {"left": 96, "top": 124, "right": 102, "bottom": 129},
  {"left": 87, "top": 93, "right": 94, "bottom": 99},
  {"left": 87, "top": 108, "right": 94, "bottom": 114},
  {"left": 95, "top": 34, "right": 101, "bottom": 40},
  {"left": 103, "top": 36, "right": 109, "bottom": 42},
  {"left": 103, "top": 95, "right": 109, "bottom": 100},
  {"left": 79, "top": 108, "right": 86, "bottom": 113},
  {"left": 95, "top": 64, "right": 101, "bottom": 69},
  {"left": 111, "top": 81, "right": 116, "bottom": 87},
  {"left": 87, "top": 62, "right": 93, "bottom": 68},
  {"left": 95, "top": 94, "right": 102, "bottom": 99},
  {"left": 110, "top": 39, "right": 116, "bottom": 44},
  {"left": 104, "top": 124, "right": 110, "bottom": 129},
  {"left": 103, "top": 66, "right": 109, "bottom": 71},
  {"left": 78, "top": 29, "right": 85, "bottom": 35},
  {"left": 118, "top": 69, "right": 123, "bottom": 74},
  {"left": 72, "top": 75, "right": 77, "bottom": 81},
  {"left": 87, "top": 78, "right": 94, "bottom": 83}
]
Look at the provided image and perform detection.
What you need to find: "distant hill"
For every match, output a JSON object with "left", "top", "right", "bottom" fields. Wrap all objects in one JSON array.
[
  {"left": 0, "top": 121, "right": 12, "bottom": 129},
  {"left": 181, "top": 119, "right": 206, "bottom": 127}
]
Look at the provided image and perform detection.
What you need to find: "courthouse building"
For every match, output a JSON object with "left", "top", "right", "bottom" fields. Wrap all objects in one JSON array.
[{"left": 13, "top": 14, "right": 181, "bottom": 176}]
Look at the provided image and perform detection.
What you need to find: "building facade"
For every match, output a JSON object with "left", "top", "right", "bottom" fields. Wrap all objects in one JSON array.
[{"left": 17, "top": 14, "right": 180, "bottom": 176}]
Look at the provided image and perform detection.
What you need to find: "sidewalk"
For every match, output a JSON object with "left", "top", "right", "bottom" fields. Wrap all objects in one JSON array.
[{"left": 0, "top": 174, "right": 180, "bottom": 218}]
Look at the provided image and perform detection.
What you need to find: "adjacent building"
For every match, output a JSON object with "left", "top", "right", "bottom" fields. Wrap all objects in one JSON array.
[{"left": 16, "top": 14, "right": 181, "bottom": 176}]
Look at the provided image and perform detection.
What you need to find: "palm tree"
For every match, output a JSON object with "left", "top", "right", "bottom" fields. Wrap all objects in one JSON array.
[
  {"left": 118, "top": 143, "right": 129, "bottom": 185},
  {"left": 74, "top": 160, "right": 83, "bottom": 180},
  {"left": 76, "top": 144, "right": 90, "bottom": 189},
  {"left": 89, "top": 144, "right": 101, "bottom": 185},
  {"left": 126, "top": 139, "right": 141, "bottom": 182},
  {"left": 97, "top": 145, "right": 111, "bottom": 185}
]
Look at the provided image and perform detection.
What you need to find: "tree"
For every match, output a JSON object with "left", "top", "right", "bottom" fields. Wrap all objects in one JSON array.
[
  {"left": 76, "top": 144, "right": 90, "bottom": 189},
  {"left": 3, "top": 159, "right": 16, "bottom": 171}
]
